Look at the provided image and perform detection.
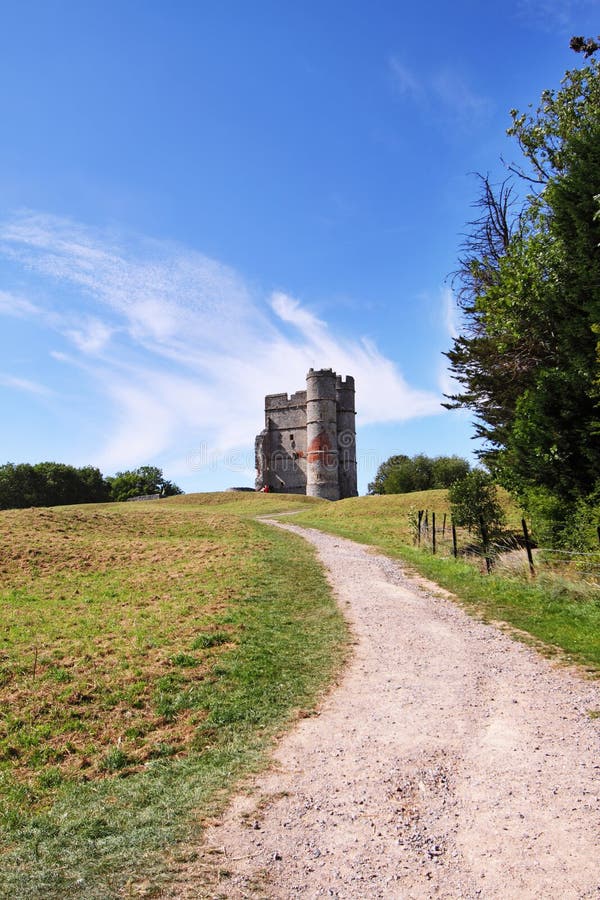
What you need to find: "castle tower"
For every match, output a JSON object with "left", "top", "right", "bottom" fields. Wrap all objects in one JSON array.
[
  {"left": 306, "top": 368, "right": 340, "bottom": 500},
  {"left": 336, "top": 374, "right": 358, "bottom": 498},
  {"left": 255, "top": 368, "right": 357, "bottom": 498}
]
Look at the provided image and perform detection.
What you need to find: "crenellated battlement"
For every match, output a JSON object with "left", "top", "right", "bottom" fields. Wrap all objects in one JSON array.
[{"left": 265, "top": 391, "right": 307, "bottom": 411}]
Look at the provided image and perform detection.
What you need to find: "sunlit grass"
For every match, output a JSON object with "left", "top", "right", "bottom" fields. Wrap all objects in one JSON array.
[{"left": 0, "top": 492, "right": 347, "bottom": 898}]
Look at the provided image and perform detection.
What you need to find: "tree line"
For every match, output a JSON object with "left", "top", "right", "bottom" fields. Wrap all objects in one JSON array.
[
  {"left": 0, "top": 463, "right": 182, "bottom": 510},
  {"left": 368, "top": 454, "right": 470, "bottom": 495}
]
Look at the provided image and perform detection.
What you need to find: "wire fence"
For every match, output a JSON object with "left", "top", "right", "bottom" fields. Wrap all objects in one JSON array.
[{"left": 413, "top": 509, "right": 600, "bottom": 587}]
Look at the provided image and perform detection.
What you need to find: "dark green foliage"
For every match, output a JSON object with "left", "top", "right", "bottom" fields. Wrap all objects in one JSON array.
[
  {"left": 368, "top": 454, "right": 409, "bottom": 494},
  {"left": 448, "top": 470, "right": 505, "bottom": 540},
  {"left": 106, "top": 465, "right": 183, "bottom": 502},
  {"left": 525, "top": 484, "right": 600, "bottom": 550},
  {"left": 368, "top": 454, "right": 470, "bottom": 495},
  {"left": 446, "top": 46, "right": 600, "bottom": 537},
  {"left": 430, "top": 455, "right": 472, "bottom": 488},
  {"left": 0, "top": 461, "right": 182, "bottom": 509},
  {"left": 570, "top": 35, "right": 600, "bottom": 58},
  {"left": 0, "top": 462, "right": 110, "bottom": 510}
]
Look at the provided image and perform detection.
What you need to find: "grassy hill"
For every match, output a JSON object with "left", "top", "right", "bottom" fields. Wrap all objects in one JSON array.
[
  {"left": 0, "top": 492, "right": 346, "bottom": 898},
  {"left": 290, "top": 487, "right": 520, "bottom": 549}
]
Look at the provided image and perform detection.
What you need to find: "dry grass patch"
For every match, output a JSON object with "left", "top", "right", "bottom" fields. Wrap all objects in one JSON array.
[
  {"left": 0, "top": 503, "right": 247, "bottom": 787},
  {"left": 0, "top": 493, "right": 347, "bottom": 898},
  {"left": 0, "top": 494, "right": 328, "bottom": 795}
]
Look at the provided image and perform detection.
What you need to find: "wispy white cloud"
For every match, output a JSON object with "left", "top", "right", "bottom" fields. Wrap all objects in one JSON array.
[
  {"left": 441, "top": 286, "right": 459, "bottom": 340},
  {"left": 65, "top": 317, "right": 114, "bottom": 354},
  {"left": 0, "top": 290, "right": 43, "bottom": 318},
  {"left": 0, "top": 211, "right": 444, "bottom": 475},
  {"left": 431, "top": 69, "right": 491, "bottom": 122},
  {"left": 515, "top": 0, "right": 596, "bottom": 31},
  {"left": 0, "top": 373, "right": 53, "bottom": 396},
  {"left": 389, "top": 56, "right": 422, "bottom": 100},
  {"left": 388, "top": 57, "right": 490, "bottom": 126},
  {"left": 438, "top": 287, "right": 462, "bottom": 400},
  {"left": 269, "top": 290, "right": 438, "bottom": 424}
]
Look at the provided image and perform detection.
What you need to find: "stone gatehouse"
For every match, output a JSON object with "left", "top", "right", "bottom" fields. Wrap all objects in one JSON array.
[{"left": 255, "top": 368, "right": 357, "bottom": 500}]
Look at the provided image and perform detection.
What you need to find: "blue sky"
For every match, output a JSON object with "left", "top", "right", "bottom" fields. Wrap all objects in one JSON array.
[{"left": 0, "top": 0, "right": 597, "bottom": 494}]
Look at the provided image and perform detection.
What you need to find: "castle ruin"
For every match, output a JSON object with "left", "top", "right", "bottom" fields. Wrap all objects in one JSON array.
[{"left": 255, "top": 368, "right": 357, "bottom": 500}]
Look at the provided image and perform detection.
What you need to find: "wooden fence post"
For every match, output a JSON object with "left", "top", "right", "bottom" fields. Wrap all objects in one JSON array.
[
  {"left": 442, "top": 513, "right": 446, "bottom": 536},
  {"left": 452, "top": 524, "right": 458, "bottom": 558},
  {"left": 417, "top": 510, "right": 423, "bottom": 546},
  {"left": 432, "top": 511, "right": 436, "bottom": 554},
  {"left": 479, "top": 516, "right": 492, "bottom": 574},
  {"left": 522, "top": 518, "right": 535, "bottom": 576}
]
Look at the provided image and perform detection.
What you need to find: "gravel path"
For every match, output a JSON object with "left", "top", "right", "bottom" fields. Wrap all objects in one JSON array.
[{"left": 169, "top": 520, "right": 600, "bottom": 899}]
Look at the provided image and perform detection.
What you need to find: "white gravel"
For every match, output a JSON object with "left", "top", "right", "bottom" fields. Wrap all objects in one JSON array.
[{"left": 168, "top": 520, "right": 600, "bottom": 899}]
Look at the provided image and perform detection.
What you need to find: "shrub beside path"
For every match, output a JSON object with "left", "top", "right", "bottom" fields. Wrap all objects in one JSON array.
[{"left": 168, "top": 520, "right": 599, "bottom": 899}]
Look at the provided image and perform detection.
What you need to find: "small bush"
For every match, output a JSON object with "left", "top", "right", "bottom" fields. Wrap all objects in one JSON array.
[
  {"left": 36, "top": 767, "right": 64, "bottom": 789},
  {"left": 45, "top": 666, "right": 71, "bottom": 683},
  {"left": 191, "top": 632, "right": 230, "bottom": 650},
  {"left": 170, "top": 652, "right": 198, "bottom": 667},
  {"left": 449, "top": 470, "right": 505, "bottom": 541},
  {"left": 100, "top": 748, "right": 132, "bottom": 773},
  {"left": 148, "top": 742, "right": 178, "bottom": 759}
]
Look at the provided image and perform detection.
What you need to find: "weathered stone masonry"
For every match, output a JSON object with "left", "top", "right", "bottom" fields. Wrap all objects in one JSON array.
[{"left": 255, "top": 368, "right": 357, "bottom": 500}]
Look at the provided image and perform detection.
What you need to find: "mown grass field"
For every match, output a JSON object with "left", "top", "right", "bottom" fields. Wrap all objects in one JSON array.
[
  {"left": 292, "top": 491, "right": 600, "bottom": 673},
  {"left": 0, "top": 492, "right": 347, "bottom": 898}
]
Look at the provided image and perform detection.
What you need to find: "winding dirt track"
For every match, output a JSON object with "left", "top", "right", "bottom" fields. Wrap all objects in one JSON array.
[{"left": 169, "top": 520, "right": 599, "bottom": 899}]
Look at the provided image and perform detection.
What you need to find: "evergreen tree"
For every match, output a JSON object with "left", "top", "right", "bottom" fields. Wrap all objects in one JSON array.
[{"left": 446, "top": 44, "right": 600, "bottom": 513}]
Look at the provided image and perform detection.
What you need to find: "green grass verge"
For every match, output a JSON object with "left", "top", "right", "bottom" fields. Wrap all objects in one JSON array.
[
  {"left": 0, "top": 493, "right": 347, "bottom": 898},
  {"left": 292, "top": 493, "right": 600, "bottom": 672}
]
